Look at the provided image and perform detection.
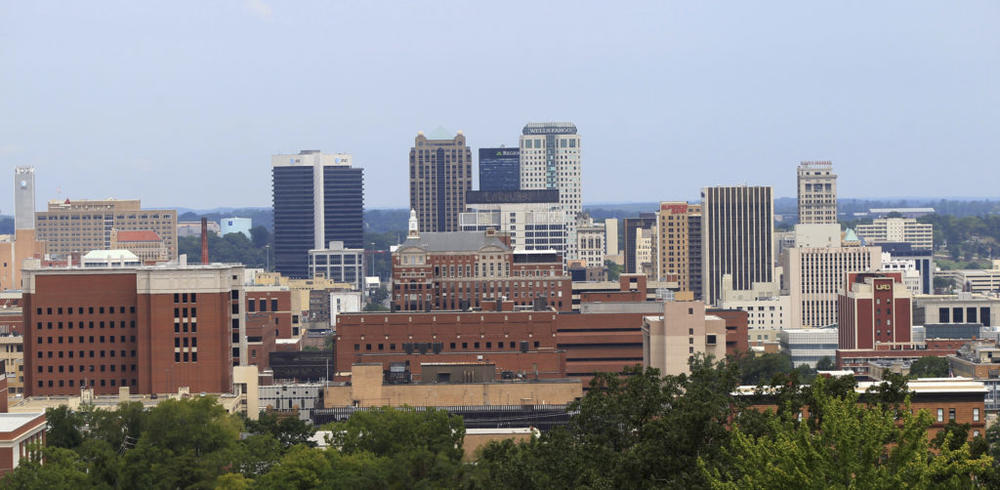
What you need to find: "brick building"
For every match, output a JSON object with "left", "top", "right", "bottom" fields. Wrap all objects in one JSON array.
[
  {"left": 243, "top": 287, "right": 292, "bottom": 371},
  {"left": 110, "top": 230, "right": 169, "bottom": 263},
  {"left": 392, "top": 219, "right": 570, "bottom": 312},
  {"left": 0, "top": 374, "right": 45, "bottom": 475},
  {"left": 339, "top": 276, "right": 748, "bottom": 388},
  {"left": 22, "top": 263, "right": 244, "bottom": 396}
]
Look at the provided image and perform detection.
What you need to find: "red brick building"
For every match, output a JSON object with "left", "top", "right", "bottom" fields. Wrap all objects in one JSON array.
[
  {"left": 22, "top": 264, "right": 244, "bottom": 396},
  {"left": 836, "top": 271, "right": 930, "bottom": 373},
  {"left": 337, "top": 277, "right": 749, "bottom": 387},
  {"left": 392, "top": 228, "right": 571, "bottom": 312},
  {"left": 243, "top": 287, "right": 292, "bottom": 371}
]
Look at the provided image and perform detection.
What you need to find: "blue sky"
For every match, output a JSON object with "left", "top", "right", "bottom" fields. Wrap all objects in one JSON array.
[{"left": 1, "top": 1, "right": 997, "bottom": 210}]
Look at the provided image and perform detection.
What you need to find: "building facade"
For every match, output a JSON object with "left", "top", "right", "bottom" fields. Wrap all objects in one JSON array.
[
  {"left": 623, "top": 214, "right": 657, "bottom": 275},
  {"left": 642, "top": 301, "right": 727, "bottom": 376},
  {"left": 392, "top": 222, "right": 570, "bottom": 312},
  {"left": 308, "top": 241, "right": 365, "bottom": 290},
  {"left": 35, "top": 199, "right": 176, "bottom": 259},
  {"left": 783, "top": 243, "right": 882, "bottom": 328},
  {"left": 838, "top": 272, "right": 913, "bottom": 351},
  {"left": 478, "top": 147, "right": 520, "bottom": 192},
  {"left": 519, "top": 123, "right": 581, "bottom": 259},
  {"left": 272, "top": 150, "right": 364, "bottom": 279},
  {"left": 796, "top": 161, "right": 837, "bottom": 224},
  {"left": 701, "top": 186, "right": 774, "bottom": 306},
  {"left": 221, "top": 217, "right": 252, "bottom": 238},
  {"left": 0, "top": 167, "right": 46, "bottom": 292},
  {"left": 576, "top": 214, "right": 606, "bottom": 269},
  {"left": 779, "top": 328, "right": 838, "bottom": 368},
  {"left": 856, "top": 218, "right": 933, "bottom": 250},
  {"left": 460, "top": 190, "right": 566, "bottom": 256},
  {"left": 110, "top": 230, "right": 169, "bottom": 263},
  {"left": 409, "top": 130, "right": 472, "bottom": 232},
  {"left": 655, "top": 202, "right": 702, "bottom": 296},
  {"left": 22, "top": 264, "right": 244, "bottom": 396}
]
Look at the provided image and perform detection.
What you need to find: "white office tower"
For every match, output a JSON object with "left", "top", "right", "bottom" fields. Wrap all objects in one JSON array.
[{"left": 520, "top": 122, "right": 581, "bottom": 259}]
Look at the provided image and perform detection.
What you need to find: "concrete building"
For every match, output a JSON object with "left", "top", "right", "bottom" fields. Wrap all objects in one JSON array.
[
  {"left": 655, "top": 202, "right": 702, "bottom": 296},
  {"left": 460, "top": 190, "right": 566, "bottom": 257},
  {"left": 22, "top": 262, "right": 245, "bottom": 396},
  {"left": 783, "top": 224, "right": 882, "bottom": 328},
  {"left": 914, "top": 292, "right": 999, "bottom": 327},
  {"left": 307, "top": 241, "right": 365, "bottom": 290},
  {"left": 0, "top": 335, "right": 24, "bottom": 396},
  {"left": 392, "top": 215, "right": 570, "bottom": 312},
  {"left": 880, "top": 252, "right": 922, "bottom": 294},
  {"left": 272, "top": 150, "right": 364, "bottom": 279},
  {"left": 260, "top": 382, "right": 326, "bottom": 421},
  {"left": 635, "top": 227, "right": 654, "bottom": 278},
  {"left": 519, "top": 122, "right": 582, "bottom": 259},
  {"left": 796, "top": 161, "right": 837, "bottom": 224},
  {"left": 642, "top": 301, "right": 727, "bottom": 376},
  {"left": 880, "top": 242, "right": 934, "bottom": 294},
  {"left": 178, "top": 220, "right": 219, "bottom": 238},
  {"left": 478, "top": 147, "right": 520, "bottom": 192},
  {"left": 81, "top": 249, "right": 142, "bottom": 268},
  {"left": 623, "top": 214, "right": 657, "bottom": 275},
  {"left": 220, "top": 217, "right": 252, "bottom": 238},
  {"left": 35, "top": 199, "right": 177, "bottom": 259},
  {"left": 701, "top": 186, "right": 774, "bottom": 306},
  {"left": 937, "top": 260, "right": 1000, "bottom": 295},
  {"left": 949, "top": 342, "right": 1000, "bottom": 413},
  {"left": 779, "top": 328, "right": 838, "bottom": 368},
  {"left": 720, "top": 274, "right": 791, "bottom": 341},
  {"left": 410, "top": 129, "right": 472, "bottom": 233},
  {"left": 575, "top": 214, "right": 606, "bottom": 269},
  {"left": 329, "top": 290, "right": 362, "bottom": 327},
  {"left": 0, "top": 167, "right": 47, "bottom": 292},
  {"left": 110, "top": 230, "right": 169, "bottom": 263},
  {"left": 856, "top": 217, "right": 933, "bottom": 250},
  {"left": 605, "top": 218, "right": 619, "bottom": 259}
]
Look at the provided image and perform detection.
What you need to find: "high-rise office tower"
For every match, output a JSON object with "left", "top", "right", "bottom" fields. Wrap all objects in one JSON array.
[
  {"left": 272, "top": 150, "right": 364, "bottom": 279},
  {"left": 797, "top": 161, "right": 837, "bottom": 224},
  {"left": 623, "top": 214, "right": 657, "bottom": 275},
  {"left": 478, "top": 147, "right": 520, "bottom": 191},
  {"left": 409, "top": 130, "right": 472, "bottom": 232},
  {"left": 0, "top": 167, "right": 46, "bottom": 291},
  {"left": 701, "top": 186, "right": 774, "bottom": 305},
  {"left": 519, "top": 122, "right": 581, "bottom": 258},
  {"left": 655, "top": 202, "right": 702, "bottom": 297}
]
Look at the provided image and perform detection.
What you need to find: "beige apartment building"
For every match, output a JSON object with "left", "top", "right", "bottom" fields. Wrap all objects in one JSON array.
[
  {"left": 655, "top": 202, "right": 701, "bottom": 295},
  {"left": 797, "top": 161, "right": 837, "bottom": 224},
  {"left": 642, "top": 301, "right": 726, "bottom": 376},
  {"left": 35, "top": 199, "right": 177, "bottom": 259}
]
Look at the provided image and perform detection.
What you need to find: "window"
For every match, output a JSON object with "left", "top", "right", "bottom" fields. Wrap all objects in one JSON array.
[
  {"left": 974, "top": 408, "right": 981, "bottom": 422},
  {"left": 937, "top": 408, "right": 944, "bottom": 422},
  {"left": 949, "top": 408, "right": 956, "bottom": 421}
]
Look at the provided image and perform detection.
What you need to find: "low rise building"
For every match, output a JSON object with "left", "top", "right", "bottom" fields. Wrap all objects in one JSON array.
[
  {"left": 779, "top": 328, "right": 838, "bottom": 368},
  {"left": 855, "top": 217, "right": 933, "bottom": 250},
  {"left": 178, "top": 220, "right": 219, "bottom": 238},
  {"left": 110, "top": 230, "right": 169, "bottom": 263},
  {"left": 220, "top": 217, "right": 252, "bottom": 238},
  {"left": 949, "top": 341, "right": 1000, "bottom": 413},
  {"left": 259, "top": 382, "right": 326, "bottom": 421},
  {"left": 308, "top": 241, "right": 365, "bottom": 290},
  {"left": 642, "top": 301, "right": 727, "bottom": 376},
  {"left": 914, "top": 292, "right": 999, "bottom": 326}
]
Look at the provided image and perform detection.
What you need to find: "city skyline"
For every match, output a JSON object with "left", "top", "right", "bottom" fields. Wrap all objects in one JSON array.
[{"left": 2, "top": 1, "right": 998, "bottom": 209}]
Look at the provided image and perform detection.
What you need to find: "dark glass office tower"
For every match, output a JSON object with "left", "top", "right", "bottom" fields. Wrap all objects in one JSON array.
[
  {"left": 700, "top": 186, "right": 774, "bottom": 305},
  {"left": 272, "top": 150, "right": 364, "bottom": 278},
  {"left": 478, "top": 147, "right": 520, "bottom": 191}
]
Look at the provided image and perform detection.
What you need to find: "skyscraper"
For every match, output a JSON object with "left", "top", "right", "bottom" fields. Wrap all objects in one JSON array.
[
  {"left": 797, "top": 161, "right": 837, "bottom": 224},
  {"left": 655, "top": 202, "right": 702, "bottom": 297},
  {"left": 519, "top": 122, "right": 582, "bottom": 258},
  {"left": 272, "top": 150, "right": 364, "bottom": 279},
  {"left": 701, "top": 186, "right": 774, "bottom": 305},
  {"left": 478, "top": 147, "right": 520, "bottom": 191},
  {"left": 409, "top": 129, "right": 472, "bottom": 232},
  {"left": 0, "top": 168, "right": 46, "bottom": 291}
]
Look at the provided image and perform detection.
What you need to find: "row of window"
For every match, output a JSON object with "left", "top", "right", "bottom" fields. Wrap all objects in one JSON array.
[
  {"left": 247, "top": 299, "right": 280, "bottom": 313},
  {"left": 37, "top": 320, "right": 136, "bottom": 330},
  {"left": 37, "top": 335, "right": 135, "bottom": 344},
  {"left": 39, "top": 363, "right": 135, "bottom": 373},
  {"left": 355, "top": 340, "right": 541, "bottom": 352},
  {"left": 37, "top": 349, "right": 136, "bottom": 359},
  {"left": 39, "top": 378, "right": 136, "bottom": 388},
  {"left": 37, "top": 306, "right": 134, "bottom": 315}
]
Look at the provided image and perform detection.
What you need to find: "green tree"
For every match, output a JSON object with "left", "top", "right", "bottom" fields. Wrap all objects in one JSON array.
[
  {"left": 245, "top": 411, "right": 314, "bottom": 450},
  {"left": 118, "top": 397, "right": 241, "bottom": 489},
  {"left": 605, "top": 259, "right": 622, "bottom": 280},
  {"left": 910, "top": 356, "right": 950, "bottom": 378},
  {"left": 815, "top": 356, "right": 835, "bottom": 371},
  {"left": 704, "top": 376, "right": 993, "bottom": 488},
  {"left": 44, "top": 405, "right": 83, "bottom": 449},
  {"left": 736, "top": 352, "right": 800, "bottom": 385},
  {"left": 249, "top": 225, "right": 271, "bottom": 248},
  {"left": 0, "top": 446, "right": 91, "bottom": 489}
]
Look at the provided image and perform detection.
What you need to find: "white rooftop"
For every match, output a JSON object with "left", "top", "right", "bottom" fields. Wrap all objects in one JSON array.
[
  {"left": 83, "top": 249, "right": 139, "bottom": 261},
  {"left": 0, "top": 412, "right": 44, "bottom": 433}
]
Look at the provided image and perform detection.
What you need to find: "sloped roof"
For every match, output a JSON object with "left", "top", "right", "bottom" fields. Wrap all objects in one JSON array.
[
  {"left": 116, "top": 230, "right": 161, "bottom": 242},
  {"left": 398, "top": 232, "right": 510, "bottom": 253}
]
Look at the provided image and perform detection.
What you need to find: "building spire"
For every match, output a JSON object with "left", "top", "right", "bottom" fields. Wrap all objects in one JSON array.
[{"left": 408, "top": 209, "right": 419, "bottom": 238}]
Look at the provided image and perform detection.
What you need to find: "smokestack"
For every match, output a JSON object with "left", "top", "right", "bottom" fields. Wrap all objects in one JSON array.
[{"left": 201, "top": 217, "right": 209, "bottom": 264}]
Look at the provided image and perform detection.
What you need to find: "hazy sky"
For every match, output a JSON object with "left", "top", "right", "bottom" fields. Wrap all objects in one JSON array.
[{"left": 2, "top": 1, "right": 997, "bottom": 210}]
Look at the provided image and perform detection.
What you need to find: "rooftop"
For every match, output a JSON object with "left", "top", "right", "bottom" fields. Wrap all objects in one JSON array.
[
  {"left": 115, "top": 230, "right": 162, "bottom": 242},
  {"left": 0, "top": 412, "right": 44, "bottom": 433},
  {"left": 399, "top": 231, "right": 510, "bottom": 253}
]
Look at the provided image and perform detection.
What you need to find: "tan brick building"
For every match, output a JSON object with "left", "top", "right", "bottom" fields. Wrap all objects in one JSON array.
[{"left": 35, "top": 199, "right": 178, "bottom": 259}]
